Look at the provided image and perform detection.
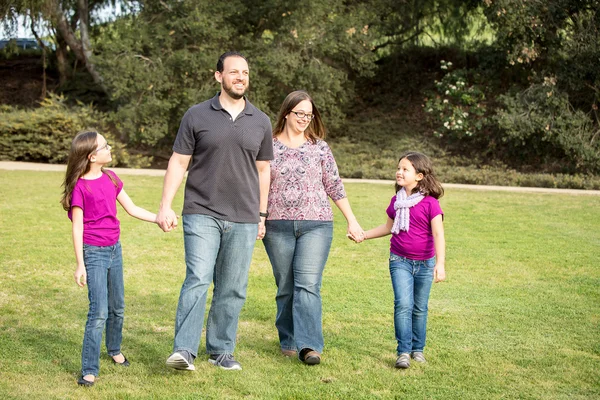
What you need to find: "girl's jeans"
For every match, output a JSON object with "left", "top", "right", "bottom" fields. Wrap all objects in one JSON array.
[
  {"left": 389, "top": 252, "right": 435, "bottom": 355},
  {"left": 262, "top": 220, "right": 333, "bottom": 354},
  {"left": 81, "top": 242, "right": 124, "bottom": 376}
]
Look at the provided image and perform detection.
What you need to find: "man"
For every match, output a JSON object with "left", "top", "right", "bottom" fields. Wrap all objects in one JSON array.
[{"left": 157, "top": 51, "right": 273, "bottom": 371}]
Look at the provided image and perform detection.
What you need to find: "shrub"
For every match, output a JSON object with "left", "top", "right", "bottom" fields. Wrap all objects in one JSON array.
[
  {"left": 495, "top": 81, "right": 600, "bottom": 174},
  {"left": 0, "top": 94, "right": 150, "bottom": 167},
  {"left": 424, "top": 60, "right": 488, "bottom": 141}
]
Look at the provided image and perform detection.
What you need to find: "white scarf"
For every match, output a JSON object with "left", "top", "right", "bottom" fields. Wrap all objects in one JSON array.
[{"left": 391, "top": 187, "right": 424, "bottom": 234}]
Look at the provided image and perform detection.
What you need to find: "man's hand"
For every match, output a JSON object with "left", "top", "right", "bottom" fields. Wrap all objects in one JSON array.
[
  {"left": 157, "top": 207, "right": 178, "bottom": 232},
  {"left": 257, "top": 217, "right": 266, "bottom": 240}
]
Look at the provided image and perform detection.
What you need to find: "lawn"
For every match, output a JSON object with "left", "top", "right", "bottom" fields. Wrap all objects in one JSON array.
[{"left": 0, "top": 170, "right": 598, "bottom": 399}]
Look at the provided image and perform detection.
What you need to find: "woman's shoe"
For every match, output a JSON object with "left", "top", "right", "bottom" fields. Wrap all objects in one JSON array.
[
  {"left": 281, "top": 349, "right": 297, "bottom": 357},
  {"left": 77, "top": 376, "right": 95, "bottom": 387},
  {"left": 112, "top": 353, "right": 130, "bottom": 367},
  {"left": 299, "top": 348, "right": 321, "bottom": 365}
]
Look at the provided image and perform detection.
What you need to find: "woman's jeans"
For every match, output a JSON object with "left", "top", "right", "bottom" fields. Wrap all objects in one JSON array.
[
  {"left": 81, "top": 242, "right": 124, "bottom": 376},
  {"left": 173, "top": 214, "right": 258, "bottom": 357},
  {"left": 263, "top": 220, "right": 333, "bottom": 354},
  {"left": 389, "top": 252, "right": 435, "bottom": 355}
]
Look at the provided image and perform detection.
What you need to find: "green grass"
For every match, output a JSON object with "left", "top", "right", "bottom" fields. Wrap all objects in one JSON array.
[{"left": 1, "top": 170, "right": 599, "bottom": 399}]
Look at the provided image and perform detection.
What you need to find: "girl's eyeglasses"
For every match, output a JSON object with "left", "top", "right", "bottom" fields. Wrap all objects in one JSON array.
[
  {"left": 290, "top": 111, "right": 314, "bottom": 120},
  {"left": 95, "top": 143, "right": 111, "bottom": 152}
]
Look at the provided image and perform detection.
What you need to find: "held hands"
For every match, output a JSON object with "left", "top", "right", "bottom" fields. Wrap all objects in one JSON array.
[
  {"left": 157, "top": 207, "right": 178, "bottom": 232},
  {"left": 74, "top": 264, "right": 86, "bottom": 287},
  {"left": 346, "top": 220, "right": 366, "bottom": 243},
  {"left": 257, "top": 218, "right": 266, "bottom": 240}
]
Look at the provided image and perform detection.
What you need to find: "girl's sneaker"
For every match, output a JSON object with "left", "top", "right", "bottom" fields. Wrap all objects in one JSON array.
[
  {"left": 411, "top": 352, "right": 426, "bottom": 363},
  {"left": 395, "top": 353, "right": 411, "bottom": 369}
]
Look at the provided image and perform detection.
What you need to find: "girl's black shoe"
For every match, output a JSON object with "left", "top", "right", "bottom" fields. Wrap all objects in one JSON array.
[
  {"left": 77, "top": 376, "right": 94, "bottom": 387},
  {"left": 112, "top": 354, "right": 130, "bottom": 367}
]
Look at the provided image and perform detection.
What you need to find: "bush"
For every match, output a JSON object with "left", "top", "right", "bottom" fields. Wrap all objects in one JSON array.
[
  {"left": 435, "top": 163, "right": 600, "bottom": 190},
  {"left": 0, "top": 94, "right": 150, "bottom": 167},
  {"left": 495, "top": 82, "right": 600, "bottom": 174},
  {"left": 424, "top": 60, "right": 488, "bottom": 140}
]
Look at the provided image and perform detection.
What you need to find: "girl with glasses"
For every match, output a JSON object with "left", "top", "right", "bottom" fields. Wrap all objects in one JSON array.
[{"left": 60, "top": 130, "right": 159, "bottom": 386}]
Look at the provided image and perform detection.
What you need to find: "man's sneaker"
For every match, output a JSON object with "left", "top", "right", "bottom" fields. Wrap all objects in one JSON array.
[
  {"left": 395, "top": 353, "right": 411, "bottom": 369},
  {"left": 166, "top": 351, "right": 195, "bottom": 371},
  {"left": 208, "top": 354, "right": 242, "bottom": 371},
  {"left": 411, "top": 351, "right": 426, "bottom": 363}
]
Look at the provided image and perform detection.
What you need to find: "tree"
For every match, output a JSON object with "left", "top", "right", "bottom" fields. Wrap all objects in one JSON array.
[
  {"left": 94, "top": 0, "right": 377, "bottom": 151},
  {"left": 0, "top": 0, "right": 126, "bottom": 93}
]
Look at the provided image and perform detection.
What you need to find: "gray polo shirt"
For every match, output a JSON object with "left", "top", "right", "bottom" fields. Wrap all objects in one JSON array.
[{"left": 173, "top": 93, "right": 273, "bottom": 223}]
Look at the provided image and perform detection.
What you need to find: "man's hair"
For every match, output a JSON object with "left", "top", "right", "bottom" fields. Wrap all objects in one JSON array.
[{"left": 216, "top": 51, "right": 248, "bottom": 72}]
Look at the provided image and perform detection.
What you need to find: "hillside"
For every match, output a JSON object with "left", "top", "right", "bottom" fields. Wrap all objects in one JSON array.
[{"left": 0, "top": 56, "right": 57, "bottom": 108}]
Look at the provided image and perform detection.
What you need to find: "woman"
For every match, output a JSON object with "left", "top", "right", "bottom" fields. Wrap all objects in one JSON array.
[{"left": 262, "top": 90, "right": 364, "bottom": 365}]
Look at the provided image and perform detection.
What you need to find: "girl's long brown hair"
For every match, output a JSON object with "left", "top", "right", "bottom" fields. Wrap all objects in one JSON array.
[
  {"left": 60, "top": 130, "right": 119, "bottom": 211},
  {"left": 272, "top": 90, "right": 326, "bottom": 144},
  {"left": 396, "top": 151, "right": 444, "bottom": 199}
]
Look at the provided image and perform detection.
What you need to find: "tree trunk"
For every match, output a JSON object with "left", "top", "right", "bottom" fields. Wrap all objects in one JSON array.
[
  {"left": 55, "top": 33, "right": 69, "bottom": 87},
  {"left": 51, "top": 0, "right": 108, "bottom": 94}
]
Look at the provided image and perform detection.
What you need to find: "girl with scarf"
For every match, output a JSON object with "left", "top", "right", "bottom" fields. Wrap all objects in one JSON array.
[{"left": 354, "top": 151, "right": 445, "bottom": 369}]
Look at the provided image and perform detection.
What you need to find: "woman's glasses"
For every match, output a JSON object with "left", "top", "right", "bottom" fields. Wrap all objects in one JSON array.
[{"left": 290, "top": 110, "right": 314, "bottom": 120}]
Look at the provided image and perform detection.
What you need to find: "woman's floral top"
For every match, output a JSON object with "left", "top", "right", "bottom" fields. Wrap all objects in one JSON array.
[{"left": 266, "top": 137, "right": 347, "bottom": 221}]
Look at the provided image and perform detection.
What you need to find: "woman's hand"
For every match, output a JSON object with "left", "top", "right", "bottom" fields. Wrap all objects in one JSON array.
[{"left": 347, "top": 220, "right": 366, "bottom": 243}]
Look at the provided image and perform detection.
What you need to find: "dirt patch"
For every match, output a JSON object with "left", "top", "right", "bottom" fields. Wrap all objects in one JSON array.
[{"left": 0, "top": 56, "right": 58, "bottom": 107}]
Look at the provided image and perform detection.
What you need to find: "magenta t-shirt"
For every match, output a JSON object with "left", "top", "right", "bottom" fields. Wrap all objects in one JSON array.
[
  {"left": 386, "top": 195, "right": 443, "bottom": 260},
  {"left": 68, "top": 170, "right": 123, "bottom": 246}
]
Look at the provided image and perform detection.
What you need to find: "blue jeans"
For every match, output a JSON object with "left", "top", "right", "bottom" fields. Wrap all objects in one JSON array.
[
  {"left": 389, "top": 252, "right": 435, "bottom": 355},
  {"left": 173, "top": 214, "right": 258, "bottom": 357},
  {"left": 262, "top": 220, "right": 333, "bottom": 354},
  {"left": 81, "top": 242, "right": 124, "bottom": 376}
]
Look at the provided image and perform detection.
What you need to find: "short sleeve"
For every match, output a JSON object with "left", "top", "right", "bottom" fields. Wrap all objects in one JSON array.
[
  {"left": 386, "top": 196, "right": 396, "bottom": 220},
  {"left": 429, "top": 198, "right": 443, "bottom": 221},
  {"left": 105, "top": 170, "right": 124, "bottom": 195},
  {"left": 256, "top": 114, "right": 274, "bottom": 161},
  {"left": 70, "top": 184, "right": 84, "bottom": 210},
  {"left": 172, "top": 108, "right": 197, "bottom": 155}
]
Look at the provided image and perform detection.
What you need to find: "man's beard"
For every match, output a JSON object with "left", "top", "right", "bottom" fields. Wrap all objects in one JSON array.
[{"left": 222, "top": 80, "right": 247, "bottom": 100}]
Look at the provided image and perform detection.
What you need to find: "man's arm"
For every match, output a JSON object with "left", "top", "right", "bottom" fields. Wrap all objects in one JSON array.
[
  {"left": 256, "top": 160, "right": 270, "bottom": 239},
  {"left": 157, "top": 152, "right": 191, "bottom": 232}
]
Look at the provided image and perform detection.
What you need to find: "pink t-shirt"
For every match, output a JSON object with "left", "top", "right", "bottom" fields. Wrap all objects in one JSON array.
[
  {"left": 386, "top": 195, "right": 443, "bottom": 260},
  {"left": 68, "top": 170, "right": 123, "bottom": 246}
]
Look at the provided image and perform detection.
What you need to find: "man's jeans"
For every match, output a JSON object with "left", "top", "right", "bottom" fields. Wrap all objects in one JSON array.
[
  {"left": 173, "top": 214, "right": 258, "bottom": 357},
  {"left": 389, "top": 253, "right": 435, "bottom": 355},
  {"left": 81, "top": 242, "right": 124, "bottom": 376},
  {"left": 262, "top": 220, "right": 333, "bottom": 354}
]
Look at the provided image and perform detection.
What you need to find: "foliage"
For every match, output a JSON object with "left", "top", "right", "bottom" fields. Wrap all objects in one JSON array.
[
  {"left": 0, "top": 93, "right": 149, "bottom": 167},
  {"left": 495, "top": 82, "right": 600, "bottom": 174},
  {"left": 94, "top": 0, "right": 377, "bottom": 148},
  {"left": 424, "top": 60, "right": 488, "bottom": 141},
  {"left": 481, "top": 0, "right": 600, "bottom": 114},
  {"left": 366, "top": 0, "right": 484, "bottom": 52}
]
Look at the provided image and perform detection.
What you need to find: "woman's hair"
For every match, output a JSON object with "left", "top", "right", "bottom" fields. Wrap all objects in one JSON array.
[
  {"left": 396, "top": 151, "right": 444, "bottom": 199},
  {"left": 60, "top": 130, "right": 117, "bottom": 211},
  {"left": 272, "top": 90, "right": 326, "bottom": 143}
]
